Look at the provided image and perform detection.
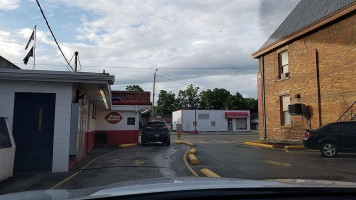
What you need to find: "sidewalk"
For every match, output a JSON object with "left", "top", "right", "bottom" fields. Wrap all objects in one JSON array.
[{"left": 0, "top": 147, "right": 119, "bottom": 195}]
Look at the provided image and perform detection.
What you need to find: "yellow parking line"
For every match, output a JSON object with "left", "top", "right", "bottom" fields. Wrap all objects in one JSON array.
[
  {"left": 50, "top": 172, "right": 80, "bottom": 189},
  {"left": 50, "top": 146, "right": 137, "bottom": 189},
  {"left": 265, "top": 160, "right": 290, "bottom": 167},
  {"left": 183, "top": 147, "right": 199, "bottom": 177}
]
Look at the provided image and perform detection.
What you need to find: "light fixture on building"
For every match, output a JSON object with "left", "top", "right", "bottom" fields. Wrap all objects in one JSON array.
[
  {"left": 100, "top": 88, "right": 109, "bottom": 109},
  {"left": 295, "top": 94, "right": 301, "bottom": 99}
]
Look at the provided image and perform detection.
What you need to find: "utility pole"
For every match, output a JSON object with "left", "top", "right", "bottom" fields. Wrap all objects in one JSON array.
[
  {"left": 33, "top": 25, "right": 37, "bottom": 70},
  {"left": 152, "top": 69, "right": 158, "bottom": 117},
  {"left": 74, "top": 51, "right": 79, "bottom": 72}
]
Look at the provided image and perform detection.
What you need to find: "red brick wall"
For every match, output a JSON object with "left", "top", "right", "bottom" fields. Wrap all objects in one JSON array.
[{"left": 258, "top": 14, "right": 356, "bottom": 142}]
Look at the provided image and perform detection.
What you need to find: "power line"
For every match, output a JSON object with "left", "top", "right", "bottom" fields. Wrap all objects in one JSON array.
[
  {"left": 156, "top": 74, "right": 190, "bottom": 86},
  {"left": 13, "top": 62, "right": 257, "bottom": 70},
  {"left": 35, "top": 0, "right": 74, "bottom": 71},
  {"left": 66, "top": 54, "right": 75, "bottom": 71}
]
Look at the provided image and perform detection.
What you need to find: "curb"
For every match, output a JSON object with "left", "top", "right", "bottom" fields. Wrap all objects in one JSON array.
[
  {"left": 188, "top": 154, "right": 199, "bottom": 165},
  {"left": 244, "top": 141, "right": 305, "bottom": 150},
  {"left": 119, "top": 143, "right": 138, "bottom": 148},
  {"left": 284, "top": 145, "right": 305, "bottom": 150},
  {"left": 200, "top": 169, "right": 220, "bottom": 178},
  {"left": 188, "top": 148, "right": 197, "bottom": 154},
  {"left": 176, "top": 140, "right": 195, "bottom": 147},
  {"left": 244, "top": 142, "right": 281, "bottom": 148}
]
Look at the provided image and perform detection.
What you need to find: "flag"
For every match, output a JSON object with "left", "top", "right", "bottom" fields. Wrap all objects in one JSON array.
[
  {"left": 23, "top": 47, "right": 34, "bottom": 65},
  {"left": 25, "top": 30, "right": 34, "bottom": 50}
]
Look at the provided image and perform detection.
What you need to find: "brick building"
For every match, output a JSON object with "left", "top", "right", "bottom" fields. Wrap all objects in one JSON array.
[{"left": 252, "top": 0, "right": 356, "bottom": 142}]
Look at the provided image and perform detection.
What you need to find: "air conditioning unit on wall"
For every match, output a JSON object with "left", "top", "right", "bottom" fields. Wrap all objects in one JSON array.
[{"left": 288, "top": 104, "right": 305, "bottom": 115}]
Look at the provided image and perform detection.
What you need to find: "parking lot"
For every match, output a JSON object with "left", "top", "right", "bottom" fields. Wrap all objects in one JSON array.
[{"left": 2, "top": 133, "right": 356, "bottom": 195}]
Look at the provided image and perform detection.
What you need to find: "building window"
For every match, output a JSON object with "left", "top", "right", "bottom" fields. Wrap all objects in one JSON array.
[
  {"left": 92, "top": 104, "right": 96, "bottom": 119},
  {"left": 211, "top": 121, "right": 216, "bottom": 127},
  {"left": 280, "top": 95, "right": 291, "bottom": 126},
  {"left": 127, "top": 117, "right": 135, "bottom": 125},
  {"left": 278, "top": 51, "right": 289, "bottom": 79},
  {"left": 198, "top": 114, "right": 210, "bottom": 120}
]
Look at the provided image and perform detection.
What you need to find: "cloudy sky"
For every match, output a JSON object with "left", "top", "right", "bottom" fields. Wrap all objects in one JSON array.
[{"left": 0, "top": 0, "right": 300, "bottom": 99}]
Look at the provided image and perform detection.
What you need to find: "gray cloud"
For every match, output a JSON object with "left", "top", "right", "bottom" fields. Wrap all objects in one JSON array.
[{"left": 0, "top": 0, "right": 299, "bottom": 99}]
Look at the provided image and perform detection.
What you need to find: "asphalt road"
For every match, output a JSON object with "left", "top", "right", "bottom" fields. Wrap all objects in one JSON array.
[
  {"left": 183, "top": 134, "right": 356, "bottom": 181},
  {"left": 2, "top": 133, "right": 356, "bottom": 195}
]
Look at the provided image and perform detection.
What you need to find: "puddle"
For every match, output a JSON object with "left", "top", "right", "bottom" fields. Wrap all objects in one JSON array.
[{"left": 153, "top": 146, "right": 177, "bottom": 178}]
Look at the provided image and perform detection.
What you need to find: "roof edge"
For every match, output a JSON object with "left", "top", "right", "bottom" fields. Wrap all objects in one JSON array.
[
  {"left": 0, "top": 69, "right": 115, "bottom": 85},
  {"left": 252, "top": 2, "right": 356, "bottom": 58}
]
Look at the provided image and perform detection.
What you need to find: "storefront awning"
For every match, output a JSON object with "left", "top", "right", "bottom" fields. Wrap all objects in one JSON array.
[{"left": 225, "top": 112, "right": 249, "bottom": 118}]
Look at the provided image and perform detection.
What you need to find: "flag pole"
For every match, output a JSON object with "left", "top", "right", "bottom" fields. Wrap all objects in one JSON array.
[{"left": 33, "top": 25, "right": 36, "bottom": 70}]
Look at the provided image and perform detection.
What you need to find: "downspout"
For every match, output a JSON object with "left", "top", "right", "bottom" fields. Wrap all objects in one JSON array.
[
  {"left": 261, "top": 56, "right": 267, "bottom": 139},
  {"left": 315, "top": 49, "right": 322, "bottom": 126}
]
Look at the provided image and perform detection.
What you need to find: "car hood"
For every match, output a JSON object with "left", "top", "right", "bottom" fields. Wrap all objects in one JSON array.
[{"left": 2, "top": 177, "right": 356, "bottom": 200}]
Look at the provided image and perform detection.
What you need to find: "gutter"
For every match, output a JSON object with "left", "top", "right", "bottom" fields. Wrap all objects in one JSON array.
[{"left": 261, "top": 56, "right": 267, "bottom": 139}]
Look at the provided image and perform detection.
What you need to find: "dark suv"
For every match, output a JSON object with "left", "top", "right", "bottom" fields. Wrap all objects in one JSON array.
[
  {"left": 303, "top": 121, "right": 356, "bottom": 157},
  {"left": 141, "top": 120, "right": 170, "bottom": 146}
]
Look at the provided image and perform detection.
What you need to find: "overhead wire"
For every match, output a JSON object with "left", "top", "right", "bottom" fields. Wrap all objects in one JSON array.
[
  {"left": 35, "top": 0, "right": 74, "bottom": 71},
  {"left": 66, "top": 54, "right": 75, "bottom": 71},
  {"left": 78, "top": 54, "right": 83, "bottom": 71},
  {"left": 156, "top": 74, "right": 190, "bottom": 86}
]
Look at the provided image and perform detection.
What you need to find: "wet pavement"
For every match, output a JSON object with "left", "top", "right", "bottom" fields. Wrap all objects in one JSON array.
[{"left": 2, "top": 133, "right": 356, "bottom": 195}]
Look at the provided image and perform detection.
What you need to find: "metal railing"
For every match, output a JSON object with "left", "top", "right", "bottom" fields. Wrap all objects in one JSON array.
[{"left": 337, "top": 101, "right": 356, "bottom": 122}]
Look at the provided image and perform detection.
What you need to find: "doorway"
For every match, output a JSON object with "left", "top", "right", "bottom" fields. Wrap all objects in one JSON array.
[
  {"left": 12, "top": 93, "right": 56, "bottom": 172},
  {"left": 228, "top": 118, "right": 233, "bottom": 131}
]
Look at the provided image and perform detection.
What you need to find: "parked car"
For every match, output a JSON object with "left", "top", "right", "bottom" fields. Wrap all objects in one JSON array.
[
  {"left": 303, "top": 121, "right": 356, "bottom": 157},
  {"left": 141, "top": 120, "right": 170, "bottom": 146}
]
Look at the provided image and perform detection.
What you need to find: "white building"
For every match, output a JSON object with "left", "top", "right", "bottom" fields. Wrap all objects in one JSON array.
[
  {"left": 172, "top": 109, "right": 251, "bottom": 132},
  {"left": 0, "top": 68, "right": 114, "bottom": 181}
]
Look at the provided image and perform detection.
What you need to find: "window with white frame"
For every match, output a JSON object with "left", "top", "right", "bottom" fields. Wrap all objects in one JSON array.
[
  {"left": 280, "top": 95, "right": 291, "bottom": 125},
  {"left": 278, "top": 51, "right": 289, "bottom": 79}
]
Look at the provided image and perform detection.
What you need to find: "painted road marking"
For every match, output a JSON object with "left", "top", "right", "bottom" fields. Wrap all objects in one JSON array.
[
  {"left": 134, "top": 159, "right": 145, "bottom": 166},
  {"left": 50, "top": 146, "right": 137, "bottom": 189},
  {"left": 183, "top": 147, "right": 199, "bottom": 177},
  {"left": 265, "top": 160, "right": 291, "bottom": 167},
  {"left": 200, "top": 168, "right": 221, "bottom": 178}
]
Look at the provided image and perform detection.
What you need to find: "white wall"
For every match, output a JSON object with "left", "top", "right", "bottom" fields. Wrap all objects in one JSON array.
[
  {"left": 181, "top": 110, "right": 250, "bottom": 132},
  {"left": 88, "top": 103, "right": 97, "bottom": 132},
  {"left": 0, "top": 118, "right": 15, "bottom": 181},
  {"left": 0, "top": 80, "right": 72, "bottom": 173},
  {"left": 95, "top": 107, "right": 139, "bottom": 131},
  {"left": 172, "top": 110, "right": 182, "bottom": 130}
]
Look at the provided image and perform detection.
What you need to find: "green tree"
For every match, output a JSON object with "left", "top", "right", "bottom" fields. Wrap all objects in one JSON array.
[
  {"left": 125, "top": 85, "right": 144, "bottom": 92},
  {"left": 244, "top": 97, "right": 258, "bottom": 114},
  {"left": 200, "top": 88, "right": 231, "bottom": 109},
  {"left": 155, "top": 90, "right": 176, "bottom": 116},
  {"left": 176, "top": 84, "right": 200, "bottom": 109},
  {"left": 226, "top": 92, "right": 246, "bottom": 110}
]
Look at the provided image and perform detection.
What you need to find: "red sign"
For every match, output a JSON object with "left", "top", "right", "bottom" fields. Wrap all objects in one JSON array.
[
  {"left": 105, "top": 112, "right": 122, "bottom": 124},
  {"left": 225, "top": 112, "right": 249, "bottom": 119}
]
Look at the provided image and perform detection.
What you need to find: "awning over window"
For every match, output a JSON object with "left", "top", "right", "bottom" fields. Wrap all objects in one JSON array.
[{"left": 225, "top": 112, "right": 249, "bottom": 118}]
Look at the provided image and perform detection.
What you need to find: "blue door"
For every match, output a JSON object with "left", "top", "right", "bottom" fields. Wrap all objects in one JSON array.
[{"left": 13, "top": 93, "right": 56, "bottom": 172}]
